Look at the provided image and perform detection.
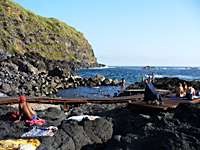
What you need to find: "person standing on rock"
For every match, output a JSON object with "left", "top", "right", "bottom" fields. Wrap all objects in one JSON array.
[
  {"left": 182, "top": 81, "right": 187, "bottom": 92},
  {"left": 148, "top": 74, "right": 152, "bottom": 83},
  {"left": 144, "top": 79, "right": 148, "bottom": 88},
  {"left": 120, "top": 78, "right": 126, "bottom": 93},
  {"left": 142, "top": 75, "right": 145, "bottom": 82},
  {"left": 13, "top": 96, "right": 38, "bottom": 123},
  {"left": 152, "top": 73, "right": 155, "bottom": 83}
]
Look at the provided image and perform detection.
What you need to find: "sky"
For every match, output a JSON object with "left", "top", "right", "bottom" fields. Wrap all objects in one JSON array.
[{"left": 11, "top": 0, "right": 200, "bottom": 67}]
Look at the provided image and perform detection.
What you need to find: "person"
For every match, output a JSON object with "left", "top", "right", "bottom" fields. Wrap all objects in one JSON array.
[
  {"left": 144, "top": 79, "right": 148, "bottom": 88},
  {"left": 148, "top": 74, "right": 152, "bottom": 83},
  {"left": 142, "top": 75, "right": 145, "bottom": 82},
  {"left": 152, "top": 73, "right": 155, "bottom": 83},
  {"left": 176, "top": 83, "right": 184, "bottom": 97},
  {"left": 182, "top": 81, "right": 187, "bottom": 92},
  {"left": 186, "top": 83, "right": 195, "bottom": 100},
  {"left": 13, "top": 96, "right": 38, "bottom": 123},
  {"left": 120, "top": 78, "right": 126, "bottom": 93}
]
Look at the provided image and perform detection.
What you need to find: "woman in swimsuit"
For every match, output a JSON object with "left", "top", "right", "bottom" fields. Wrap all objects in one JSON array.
[{"left": 120, "top": 78, "right": 126, "bottom": 93}]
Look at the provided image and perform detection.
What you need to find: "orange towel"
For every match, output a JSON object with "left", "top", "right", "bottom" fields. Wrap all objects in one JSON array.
[{"left": 0, "top": 139, "right": 40, "bottom": 150}]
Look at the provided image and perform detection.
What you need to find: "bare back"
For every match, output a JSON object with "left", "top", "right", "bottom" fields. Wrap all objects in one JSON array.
[
  {"left": 19, "top": 102, "right": 35, "bottom": 119},
  {"left": 187, "top": 87, "right": 195, "bottom": 95}
]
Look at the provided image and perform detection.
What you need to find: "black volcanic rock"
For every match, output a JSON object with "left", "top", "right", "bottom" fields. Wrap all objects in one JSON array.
[
  {"left": 0, "top": 104, "right": 113, "bottom": 150},
  {"left": 126, "top": 77, "right": 200, "bottom": 93},
  {"left": 0, "top": 53, "right": 109, "bottom": 97},
  {"left": 0, "top": 100, "right": 199, "bottom": 149},
  {"left": 142, "top": 66, "right": 156, "bottom": 69}
]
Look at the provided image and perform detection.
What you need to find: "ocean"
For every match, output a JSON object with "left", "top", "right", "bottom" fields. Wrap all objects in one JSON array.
[{"left": 56, "top": 66, "right": 200, "bottom": 98}]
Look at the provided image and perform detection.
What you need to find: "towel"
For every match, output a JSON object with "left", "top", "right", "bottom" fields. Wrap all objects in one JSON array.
[
  {"left": 167, "top": 95, "right": 200, "bottom": 99},
  {"left": 23, "top": 118, "right": 45, "bottom": 126},
  {"left": 66, "top": 115, "right": 100, "bottom": 122},
  {"left": 0, "top": 139, "right": 40, "bottom": 150},
  {"left": 7, "top": 112, "right": 19, "bottom": 118},
  {"left": 18, "top": 144, "right": 36, "bottom": 150},
  {"left": 0, "top": 93, "right": 6, "bottom": 97},
  {"left": 21, "top": 126, "right": 58, "bottom": 137}
]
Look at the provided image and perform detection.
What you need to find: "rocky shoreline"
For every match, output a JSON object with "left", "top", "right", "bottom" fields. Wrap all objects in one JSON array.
[
  {"left": 126, "top": 77, "right": 200, "bottom": 93},
  {"left": 0, "top": 73, "right": 200, "bottom": 149},
  {"left": 2, "top": 50, "right": 200, "bottom": 98},
  {"left": 0, "top": 50, "right": 119, "bottom": 97},
  {"left": 1, "top": 50, "right": 200, "bottom": 150},
  {"left": 0, "top": 100, "right": 199, "bottom": 150}
]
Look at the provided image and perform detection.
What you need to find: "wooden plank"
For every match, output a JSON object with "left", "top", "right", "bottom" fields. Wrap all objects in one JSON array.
[
  {"left": 0, "top": 94, "right": 143, "bottom": 106},
  {"left": 129, "top": 95, "right": 200, "bottom": 111},
  {"left": 64, "top": 102, "right": 67, "bottom": 111},
  {"left": 124, "top": 89, "right": 171, "bottom": 97},
  {"left": 125, "top": 89, "right": 170, "bottom": 92}
]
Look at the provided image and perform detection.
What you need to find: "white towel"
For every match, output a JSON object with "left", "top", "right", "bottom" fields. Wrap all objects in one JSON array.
[{"left": 66, "top": 115, "right": 100, "bottom": 122}]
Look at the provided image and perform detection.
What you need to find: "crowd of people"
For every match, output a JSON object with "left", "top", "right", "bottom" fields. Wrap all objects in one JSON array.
[
  {"left": 142, "top": 73, "right": 155, "bottom": 84},
  {"left": 142, "top": 73, "right": 198, "bottom": 100},
  {"left": 176, "top": 82, "right": 197, "bottom": 100}
]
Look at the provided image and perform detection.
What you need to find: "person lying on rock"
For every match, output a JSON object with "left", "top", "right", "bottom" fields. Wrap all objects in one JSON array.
[{"left": 13, "top": 96, "right": 38, "bottom": 124}]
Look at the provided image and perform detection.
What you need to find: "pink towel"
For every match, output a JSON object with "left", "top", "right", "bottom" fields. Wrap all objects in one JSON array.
[{"left": 24, "top": 118, "right": 45, "bottom": 126}]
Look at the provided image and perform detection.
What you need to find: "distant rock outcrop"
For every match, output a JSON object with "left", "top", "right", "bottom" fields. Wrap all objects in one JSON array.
[{"left": 142, "top": 66, "right": 156, "bottom": 69}]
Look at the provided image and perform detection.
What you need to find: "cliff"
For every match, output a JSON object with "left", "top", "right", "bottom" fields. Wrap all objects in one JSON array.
[{"left": 0, "top": 0, "right": 97, "bottom": 64}]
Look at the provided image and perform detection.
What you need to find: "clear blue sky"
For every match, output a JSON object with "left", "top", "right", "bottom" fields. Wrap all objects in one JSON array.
[{"left": 12, "top": 0, "right": 200, "bottom": 66}]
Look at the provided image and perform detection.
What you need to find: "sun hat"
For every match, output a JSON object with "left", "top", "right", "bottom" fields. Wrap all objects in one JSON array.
[{"left": 17, "top": 96, "right": 26, "bottom": 101}]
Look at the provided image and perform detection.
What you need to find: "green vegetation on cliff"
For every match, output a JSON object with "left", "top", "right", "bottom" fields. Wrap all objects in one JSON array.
[{"left": 0, "top": 0, "right": 97, "bottom": 63}]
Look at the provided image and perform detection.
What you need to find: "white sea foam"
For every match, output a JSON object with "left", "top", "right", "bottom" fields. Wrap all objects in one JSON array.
[
  {"left": 92, "top": 87, "right": 100, "bottom": 89},
  {"left": 152, "top": 74, "right": 200, "bottom": 80},
  {"left": 155, "top": 74, "right": 165, "bottom": 78},
  {"left": 154, "top": 74, "right": 200, "bottom": 80},
  {"left": 90, "top": 66, "right": 117, "bottom": 69},
  {"left": 185, "top": 67, "right": 200, "bottom": 70},
  {"left": 171, "top": 75, "right": 200, "bottom": 80},
  {"left": 158, "top": 68, "right": 168, "bottom": 70}
]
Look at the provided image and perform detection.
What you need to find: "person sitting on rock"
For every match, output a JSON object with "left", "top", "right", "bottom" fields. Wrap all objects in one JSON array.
[
  {"left": 186, "top": 83, "right": 195, "bottom": 100},
  {"left": 13, "top": 96, "right": 38, "bottom": 123},
  {"left": 182, "top": 81, "right": 187, "bottom": 92},
  {"left": 176, "top": 83, "right": 185, "bottom": 97}
]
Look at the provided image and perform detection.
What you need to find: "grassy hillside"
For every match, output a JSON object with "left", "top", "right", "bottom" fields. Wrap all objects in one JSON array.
[{"left": 0, "top": 0, "right": 97, "bottom": 63}]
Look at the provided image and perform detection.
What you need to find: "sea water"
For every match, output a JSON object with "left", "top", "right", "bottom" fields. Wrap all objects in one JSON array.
[{"left": 56, "top": 66, "right": 200, "bottom": 98}]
